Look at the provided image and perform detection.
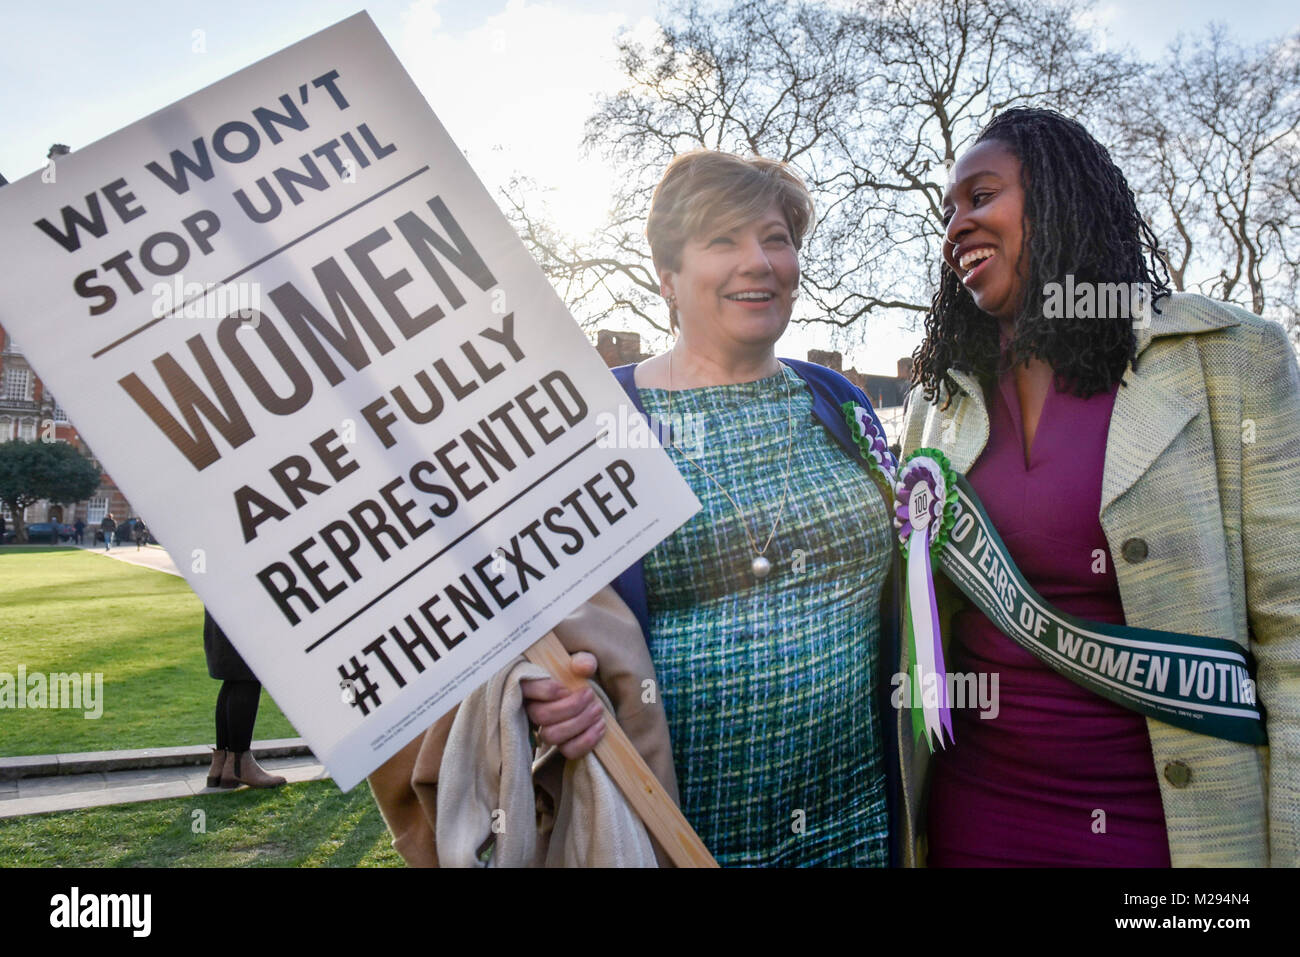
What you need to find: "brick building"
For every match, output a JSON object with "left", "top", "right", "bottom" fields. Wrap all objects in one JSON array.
[
  {"left": 806, "top": 349, "right": 913, "bottom": 408},
  {"left": 0, "top": 148, "right": 135, "bottom": 533},
  {"left": 593, "top": 330, "right": 908, "bottom": 405},
  {"left": 594, "top": 330, "right": 651, "bottom": 367},
  {"left": 0, "top": 324, "right": 135, "bottom": 531},
  {"left": 590, "top": 331, "right": 911, "bottom": 443}
]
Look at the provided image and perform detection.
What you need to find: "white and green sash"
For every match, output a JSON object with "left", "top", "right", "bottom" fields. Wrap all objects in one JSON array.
[{"left": 843, "top": 404, "right": 1267, "bottom": 751}]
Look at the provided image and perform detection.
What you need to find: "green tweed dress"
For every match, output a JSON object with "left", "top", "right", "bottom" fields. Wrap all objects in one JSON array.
[{"left": 639, "top": 364, "right": 892, "bottom": 866}]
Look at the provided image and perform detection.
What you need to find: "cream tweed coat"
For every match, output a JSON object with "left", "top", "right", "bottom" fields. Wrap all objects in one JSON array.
[{"left": 897, "top": 293, "right": 1300, "bottom": 867}]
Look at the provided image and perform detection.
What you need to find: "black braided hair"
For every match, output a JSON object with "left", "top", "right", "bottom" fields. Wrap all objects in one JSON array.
[{"left": 911, "top": 108, "right": 1171, "bottom": 404}]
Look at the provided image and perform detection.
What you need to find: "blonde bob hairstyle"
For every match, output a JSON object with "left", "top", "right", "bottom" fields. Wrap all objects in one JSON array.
[{"left": 646, "top": 150, "right": 814, "bottom": 332}]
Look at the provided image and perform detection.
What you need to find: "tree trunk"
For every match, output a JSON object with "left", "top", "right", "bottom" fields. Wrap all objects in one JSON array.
[{"left": 3, "top": 501, "right": 26, "bottom": 544}]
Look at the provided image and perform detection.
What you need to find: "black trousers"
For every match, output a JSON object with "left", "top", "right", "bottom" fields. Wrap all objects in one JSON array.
[{"left": 214, "top": 679, "right": 261, "bottom": 753}]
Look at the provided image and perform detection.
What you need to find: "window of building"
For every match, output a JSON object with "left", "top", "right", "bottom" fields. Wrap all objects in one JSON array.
[
  {"left": 86, "top": 497, "right": 109, "bottom": 525},
  {"left": 3, "top": 367, "right": 31, "bottom": 401},
  {"left": 18, "top": 418, "right": 36, "bottom": 441},
  {"left": 0, "top": 416, "right": 10, "bottom": 443}
]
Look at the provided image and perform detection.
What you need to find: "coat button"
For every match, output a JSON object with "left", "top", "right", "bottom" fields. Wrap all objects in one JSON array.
[
  {"left": 1122, "top": 538, "right": 1149, "bottom": 563},
  {"left": 1164, "top": 761, "right": 1191, "bottom": 788}
]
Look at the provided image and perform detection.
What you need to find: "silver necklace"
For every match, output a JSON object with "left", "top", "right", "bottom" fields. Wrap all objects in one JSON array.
[{"left": 666, "top": 348, "right": 796, "bottom": 579}]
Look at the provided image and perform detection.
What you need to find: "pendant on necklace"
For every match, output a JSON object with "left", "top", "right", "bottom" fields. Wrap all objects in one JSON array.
[{"left": 751, "top": 555, "right": 772, "bottom": 579}]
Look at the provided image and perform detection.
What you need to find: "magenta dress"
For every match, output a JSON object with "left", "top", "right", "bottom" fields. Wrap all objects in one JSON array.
[{"left": 924, "top": 371, "right": 1171, "bottom": 867}]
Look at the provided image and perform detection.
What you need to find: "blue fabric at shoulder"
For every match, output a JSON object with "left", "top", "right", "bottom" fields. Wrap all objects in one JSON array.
[
  {"left": 779, "top": 357, "right": 884, "bottom": 455},
  {"left": 780, "top": 357, "right": 878, "bottom": 411},
  {"left": 611, "top": 363, "right": 641, "bottom": 408},
  {"left": 606, "top": 364, "right": 652, "bottom": 640}
]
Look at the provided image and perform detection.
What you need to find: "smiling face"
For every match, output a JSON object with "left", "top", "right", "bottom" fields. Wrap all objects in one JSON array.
[
  {"left": 660, "top": 201, "right": 799, "bottom": 352},
  {"left": 941, "top": 139, "right": 1029, "bottom": 326}
]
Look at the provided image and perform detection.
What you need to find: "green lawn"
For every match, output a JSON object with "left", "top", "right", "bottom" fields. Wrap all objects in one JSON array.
[
  {"left": 0, "top": 780, "right": 402, "bottom": 867},
  {"left": 0, "top": 547, "right": 296, "bottom": 756}
]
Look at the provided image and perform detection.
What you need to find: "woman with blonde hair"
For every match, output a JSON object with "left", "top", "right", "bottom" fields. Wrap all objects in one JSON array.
[{"left": 522, "top": 150, "right": 902, "bottom": 865}]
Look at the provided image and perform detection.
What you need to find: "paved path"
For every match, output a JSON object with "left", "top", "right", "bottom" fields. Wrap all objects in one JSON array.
[
  {"left": 78, "top": 541, "right": 182, "bottom": 577},
  {"left": 0, "top": 748, "right": 329, "bottom": 819},
  {"left": 0, "top": 549, "right": 335, "bottom": 820},
  {"left": 2, "top": 551, "right": 332, "bottom": 818}
]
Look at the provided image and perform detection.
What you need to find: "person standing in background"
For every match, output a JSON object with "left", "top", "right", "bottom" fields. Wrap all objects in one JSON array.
[{"left": 203, "top": 609, "right": 287, "bottom": 790}]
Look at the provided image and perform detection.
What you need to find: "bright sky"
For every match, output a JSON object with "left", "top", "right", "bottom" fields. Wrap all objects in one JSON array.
[{"left": 2, "top": 0, "right": 1296, "bottom": 378}]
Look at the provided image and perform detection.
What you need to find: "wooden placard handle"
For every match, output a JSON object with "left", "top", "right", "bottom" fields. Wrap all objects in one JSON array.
[{"left": 523, "top": 630, "right": 718, "bottom": 868}]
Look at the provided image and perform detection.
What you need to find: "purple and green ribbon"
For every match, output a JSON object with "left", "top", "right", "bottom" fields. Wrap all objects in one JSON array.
[{"left": 895, "top": 449, "right": 959, "bottom": 752}]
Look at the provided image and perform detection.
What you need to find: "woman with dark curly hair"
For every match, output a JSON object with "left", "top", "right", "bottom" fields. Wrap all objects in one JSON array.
[{"left": 900, "top": 107, "right": 1300, "bottom": 867}]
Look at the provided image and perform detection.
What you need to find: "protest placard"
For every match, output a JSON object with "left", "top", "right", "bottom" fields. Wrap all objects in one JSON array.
[{"left": 0, "top": 11, "right": 699, "bottom": 791}]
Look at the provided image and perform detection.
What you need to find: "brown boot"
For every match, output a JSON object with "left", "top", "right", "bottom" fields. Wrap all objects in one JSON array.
[
  {"left": 219, "top": 751, "right": 240, "bottom": 789},
  {"left": 229, "top": 751, "right": 287, "bottom": 788},
  {"left": 206, "top": 749, "right": 228, "bottom": 788}
]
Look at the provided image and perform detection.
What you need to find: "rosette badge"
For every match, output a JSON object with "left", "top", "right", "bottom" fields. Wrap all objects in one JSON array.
[
  {"left": 895, "top": 449, "right": 959, "bottom": 751},
  {"left": 841, "top": 402, "right": 897, "bottom": 484},
  {"left": 894, "top": 453, "right": 956, "bottom": 555}
]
